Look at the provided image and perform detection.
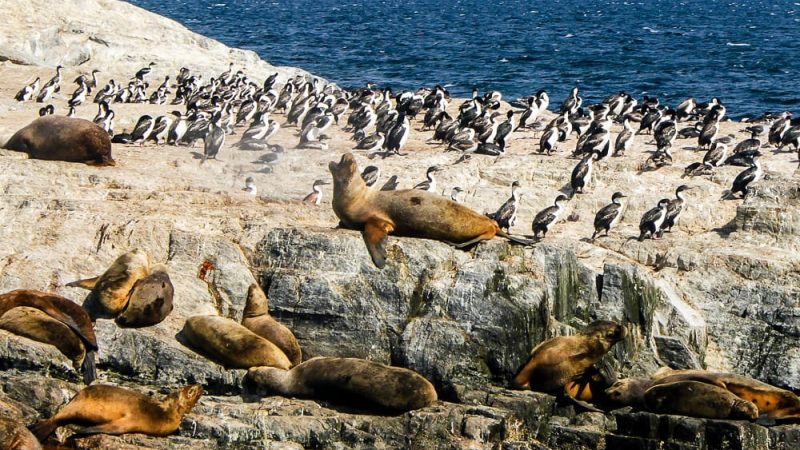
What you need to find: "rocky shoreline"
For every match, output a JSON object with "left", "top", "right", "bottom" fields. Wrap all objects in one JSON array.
[{"left": 0, "top": 1, "right": 798, "bottom": 449}]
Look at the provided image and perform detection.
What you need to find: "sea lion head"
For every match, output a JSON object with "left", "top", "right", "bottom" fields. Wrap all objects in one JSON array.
[
  {"left": 177, "top": 384, "right": 204, "bottom": 411},
  {"left": 329, "top": 153, "right": 359, "bottom": 187},
  {"left": 605, "top": 377, "right": 652, "bottom": 406},
  {"left": 243, "top": 283, "right": 269, "bottom": 318},
  {"left": 730, "top": 398, "right": 759, "bottom": 421},
  {"left": 583, "top": 320, "right": 627, "bottom": 347}
]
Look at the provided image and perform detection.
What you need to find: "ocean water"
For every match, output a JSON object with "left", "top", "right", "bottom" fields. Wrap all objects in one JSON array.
[{"left": 129, "top": 0, "right": 800, "bottom": 119}]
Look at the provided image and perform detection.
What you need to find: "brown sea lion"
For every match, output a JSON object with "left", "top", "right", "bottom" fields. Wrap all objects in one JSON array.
[
  {"left": 67, "top": 249, "right": 150, "bottom": 316},
  {"left": 0, "top": 417, "right": 41, "bottom": 450},
  {"left": 644, "top": 380, "right": 758, "bottom": 420},
  {"left": 241, "top": 283, "right": 302, "bottom": 366},
  {"left": 246, "top": 356, "right": 438, "bottom": 412},
  {"left": 0, "top": 289, "right": 97, "bottom": 384},
  {"left": 180, "top": 315, "right": 291, "bottom": 370},
  {"left": 651, "top": 368, "right": 800, "bottom": 421},
  {"left": 512, "top": 320, "right": 626, "bottom": 395},
  {"left": 114, "top": 264, "right": 174, "bottom": 328},
  {"left": 3, "top": 116, "right": 115, "bottom": 166},
  {"left": 605, "top": 377, "right": 655, "bottom": 407},
  {"left": 30, "top": 384, "right": 202, "bottom": 442},
  {"left": 329, "top": 152, "right": 533, "bottom": 268},
  {"left": 0, "top": 306, "right": 86, "bottom": 371}
]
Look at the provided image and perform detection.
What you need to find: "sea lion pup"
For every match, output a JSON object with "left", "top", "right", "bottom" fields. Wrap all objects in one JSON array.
[
  {"left": 30, "top": 384, "right": 203, "bottom": 442},
  {"left": 2, "top": 116, "right": 115, "bottom": 166},
  {"left": 329, "top": 153, "right": 533, "bottom": 268},
  {"left": 644, "top": 380, "right": 758, "bottom": 420},
  {"left": 0, "top": 306, "right": 86, "bottom": 371},
  {"left": 67, "top": 249, "right": 151, "bottom": 316},
  {"left": 180, "top": 315, "right": 291, "bottom": 370},
  {"left": 114, "top": 264, "right": 174, "bottom": 328},
  {"left": 246, "top": 356, "right": 438, "bottom": 413},
  {"left": 512, "top": 320, "right": 626, "bottom": 396},
  {"left": 241, "top": 283, "right": 302, "bottom": 366},
  {"left": 0, "top": 289, "right": 97, "bottom": 384},
  {"left": 0, "top": 417, "right": 42, "bottom": 450},
  {"left": 651, "top": 368, "right": 800, "bottom": 421}
]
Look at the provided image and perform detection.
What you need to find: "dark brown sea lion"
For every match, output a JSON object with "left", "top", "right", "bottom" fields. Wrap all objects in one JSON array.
[
  {"left": 512, "top": 320, "right": 626, "bottom": 396},
  {"left": 67, "top": 249, "right": 150, "bottom": 316},
  {"left": 114, "top": 264, "right": 174, "bottom": 328},
  {"left": 0, "top": 306, "right": 86, "bottom": 371},
  {"left": 329, "top": 152, "right": 532, "bottom": 268},
  {"left": 0, "top": 289, "right": 97, "bottom": 384},
  {"left": 246, "top": 356, "right": 438, "bottom": 412},
  {"left": 605, "top": 377, "right": 655, "bottom": 407},
  {"left": 241, "top": 283, "right": 301, "bottom": 366},
  {"left": 180, "top": 315, "right": 291, "bottom": 370},
  {"left": 3, "top": 116, "right": 115, "bottom": 166},
  {"left": 30, "top": 384, "right": 202, "bottom": 442},
  {"left": 0, "top": 416, "right": 42, "bottom": 450},
  {"left": 644, "top": 380, "right": 758, "bottom": 420}
]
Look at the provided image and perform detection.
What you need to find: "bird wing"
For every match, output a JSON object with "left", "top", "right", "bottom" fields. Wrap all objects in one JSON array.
[
  {"left": 594, "top": 203, "right": 620, "bottom": 228},
  {"left": 533, "top": 206, "right": 558, "bottom": 226},
  {"left": 640, "top": 206, "right": 663, "bottom": 226}
]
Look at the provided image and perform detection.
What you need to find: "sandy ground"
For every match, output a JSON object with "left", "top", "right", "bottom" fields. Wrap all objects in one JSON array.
[{"left": 0, "top": 61, "right": 797, "bottom": 273}]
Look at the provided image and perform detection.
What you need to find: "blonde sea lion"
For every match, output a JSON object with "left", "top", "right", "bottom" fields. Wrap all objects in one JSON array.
[
  {"left": 30, "top": 384, "right": 202, "bottom": 442},
  {"left": 114, "top": 264, "right": 174, "bottom": 328},
  {"left": 0, "top": 306, "right": 86, "bottom": 371},
  {"left": 512, "top": 320, "right": 626, "bottom": 395},
  {"left": 246, "top": 356, "right": 438, "bottom": 412},
  {"left": 0, "top": 289, "right": 97, "bottom": 384},
  {"left": 67, "top": 249, "right": 151, "bottom": 316},
  {"left": 180, "top": 315, "right": 291, "bottom": 370},
  {"left": 329, "top": 153, "right": 533, "bottom": 268},
  {"left": 644, "top": 380, "right": 759, "bottom": 421},
  {"left": 0, "top": 417, "right": 41, "bottom": 450},
  {"left": 2, "top": 116, "right": 115, "bottom": 166},
  {"left": 241, "top": 283, "right": 302, "bottom": 366}
]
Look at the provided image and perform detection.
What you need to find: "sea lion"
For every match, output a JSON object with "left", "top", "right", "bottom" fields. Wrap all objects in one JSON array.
[
  {"left": 114, "top": 264, "right": 174, "bottom": 328},
  {"left": 2, "top": 116, "right": 115, "bottom": 166},
  {"left": 0, "top": 306, "right": 86, "bottom": 371},
  {"left": 0, "top": 289, "right": 97, "bottom": 384},
  {"left": 329, "top": 152, "right": 533, "bottom": 268},
  {"left": 644, "top": 380, "right": 758, "bottom": 420},
  {"left": 605, "top": 377, "right": 655, "bottom": 407},
  {"left": 30, "top": 384, "right": 202, "bottom": 441},
  {"left": 67, "top": 249, "right": 151, "bottom": 316},
  {"left": 651, "top": 368, "right": 800, "bottom": 421},
  {"left": 0, "top": 417, "right": 41, "bottom": 450},
  {"left": 241, "top": 283, "right": 302, "bottom": 366},
  {"left": 246, "top": 356, "right": 438, "bottom": 412},
  {"left": 180, "top": 315, "right": 291, "bottom": 370},
  {"left": 512, "top": 320, "right": 627, "bottom": 395}
]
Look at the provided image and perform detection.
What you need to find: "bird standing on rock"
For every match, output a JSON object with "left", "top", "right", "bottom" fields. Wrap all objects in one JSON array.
[{"left": 591, "top": 192, "right": 627, "bottom": 240}]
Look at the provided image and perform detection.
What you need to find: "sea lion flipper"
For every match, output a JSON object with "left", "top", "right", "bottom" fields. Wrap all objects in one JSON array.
[
  {"left": 82, "top": 350, "right": 97, "bottom": 384},
  {"left": 362, "top": 220, "right": 393, "bottom": 269},
  {"left": 73, "top": 421, "right": 127, "bottom": 436},
  {"left": 66, "top": 276, "right": 100, "bottom": 290}
]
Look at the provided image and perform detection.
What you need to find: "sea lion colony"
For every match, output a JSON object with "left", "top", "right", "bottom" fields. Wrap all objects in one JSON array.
[{"left": 1, "top": 61, "right": 798, "bottom": 445}]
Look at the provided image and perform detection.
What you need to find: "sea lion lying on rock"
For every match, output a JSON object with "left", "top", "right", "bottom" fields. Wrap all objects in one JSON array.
[
  {"left": 645, "top": 380, "right": 759, "bottom": 421},
  {"left": 241, "top": 283, "right": 302, "bottom": 366},
  {"left": 246, "top": 356, "right": 437, "bottom": 413},
  {"left": 3, "top": 116, "right": 115, "bottom": 166},
  {"left": 329, "top": 152, "right": 533, "bottom": 268},
  {"left": 0, "top": 306, "right": 86, "bottom": 373},
  {"left": 0, "top": 416, "right": 41, "bottom": 450}
]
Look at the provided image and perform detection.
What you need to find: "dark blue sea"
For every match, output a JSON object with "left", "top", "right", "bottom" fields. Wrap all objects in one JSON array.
[{"left": 129, "top": 0, "right": 800, "bottom": 119}]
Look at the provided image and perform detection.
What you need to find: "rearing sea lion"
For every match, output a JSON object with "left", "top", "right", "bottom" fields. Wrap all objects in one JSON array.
[
  {"left": 241, "top": 283, "right": 302, "bottom": 366},
  {"left": 329, "top": 153, "right": 532, "bottom": 268},
  {"left": 2, "top": 116, "right": 115, "bottom": 166}
]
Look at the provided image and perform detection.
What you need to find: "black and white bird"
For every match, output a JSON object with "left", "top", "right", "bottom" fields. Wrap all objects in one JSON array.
[
  {"left": 202, "top": 112, "right": 226, "bottom": 162},
  {"left": 303, "top": 179, "right": 330, "bottom": 205},
  {"left": 486, "top": 181, "right": 521, "bottom": 232},
  {"left": 36, "top": 78, "right": 57, "bottom": 103},
  {"left": 130, "top": 114, "right": 155, "bottom": 144},
  {"left": 778, "top": 125, "right": 800, "bottom": 152},
  {"left": 75, "top": 69, "right": 100, "bottom": 93},
  {"left": 768, "top": 112, "right": 792, "bottom": 147},
  {"left": 570, "top": 152, "right": 599, "bottom": 196},
  {"left": 68, "top": 79, "right": 88, "bottom": 107},
  {"left": 449, "top": 186, "right": 465, "bottom": 203},
  {"left": 614, "top": 116, "right": 635, "bottom": 156},
  {"left": 730, "top": 152, "right": 763, "bottom": 199},
  {"left": 676, "top": 98, "right": 696, "bottom": 121},
  {"left": 532, "top": 195, "right": 569, "bottom": 239},
  {"left": 41, "top": 65, "right": 63, "bottom": 95},
  {"left": 135, "top": 62, "right": 156, "bottom": 81},
  {"left": 638, "top": 198, "right": 671, "bottom": 241},
  {"left": 150, "top": 115, "right": 173, "bottom": 145},
  {"left": 538, "top": 126, "right": 559, "bottom": 155},
  {"left": 683, "top": 162, "right": 714, "bottom": 178},
  {"left": 495, "top": 110, "right": 516, "bottom": 149},
  {"left": 591, "top": 192, "right": 627, "bottom": 240},
  {"left": 38, "top": 104, "right": 55, "bottom": 116},
  {"left": 360, "top": 165, "right": 381, "bottom": 187},
  {"left": 168, "top": 111, "right": 188, "bottom": 145},
  {"left": 413, "top": 166, "right": 442, "bottom": 192},
  {"left": 703, "top": 142, "right": 728, "bottom": 167},
  {"left": 354, "top": 132, "right": 385, "bottom": 152},
  {"left": 384, "top": 112, "right": 411, "bottom": 156},
  {"left": 661, "top": 185, "right": 691, "bottom": 235},
  {"left": 243, "top": 177, "right": 257, "bottom": 196},
  {"left": 15, "top": 77, "right": 40, "bottom": 102},
  {"left": 559, "top": 87, "right": 581, "bottom": 115}
]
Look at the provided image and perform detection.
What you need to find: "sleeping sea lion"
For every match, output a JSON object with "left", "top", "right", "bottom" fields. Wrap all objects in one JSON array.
[
  {"left": 246, "top": 356, "right": 437, "bottom": 412},
  {"left": 644, "top": 380, "right": 758, "bottom": 421},
  {"left": 329, "top": 152, "right": 533, "bottom": 268},
  {"left": 30, "top": 384, "right": 202, "bottom": 442},
  {"left": 180, "top": 315, "right": 291, "bottom": 370},
  {"left": 0, "top": 417, "right": 41, "bottom": 450},
  {"left": 114, "top": 264, "right": 174, "bottom": 328},
  {"left": 3, "top": 116, "right": 114, "bottom": 166},
  {"left": 67, "top": 249, "right": 151, "bottom": 316},
  {"left": 0, "top": 306, "right": 86, "bottom": 372},
  {"left": 513, "top": 320, "right": 626, "bottom": 395},
  {"left": 0, "top": 289, "right": 97, "bottom": 384},
  {"left": 241, "top": 283, "right": 301, "bottom": 366}
]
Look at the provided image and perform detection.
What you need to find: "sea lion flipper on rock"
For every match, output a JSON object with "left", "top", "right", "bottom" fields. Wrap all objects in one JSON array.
[
  {"left": 362, "top": 220, "right": 394, "bottom": 269},
  {"left": 65, "top": 277, "right": 100, "bottom": 290},
  {"left": 72, "top": 422, "right": 127, "bottom": 436}
]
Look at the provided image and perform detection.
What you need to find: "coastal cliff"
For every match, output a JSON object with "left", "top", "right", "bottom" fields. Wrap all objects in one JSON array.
[{"left": 0, "top": 0, "right": 798, "bottom": 449}]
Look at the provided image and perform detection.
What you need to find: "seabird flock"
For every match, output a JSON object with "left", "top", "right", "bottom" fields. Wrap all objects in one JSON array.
[{"left": 14, "top": 61, "right": 798, "bottom": 243}]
